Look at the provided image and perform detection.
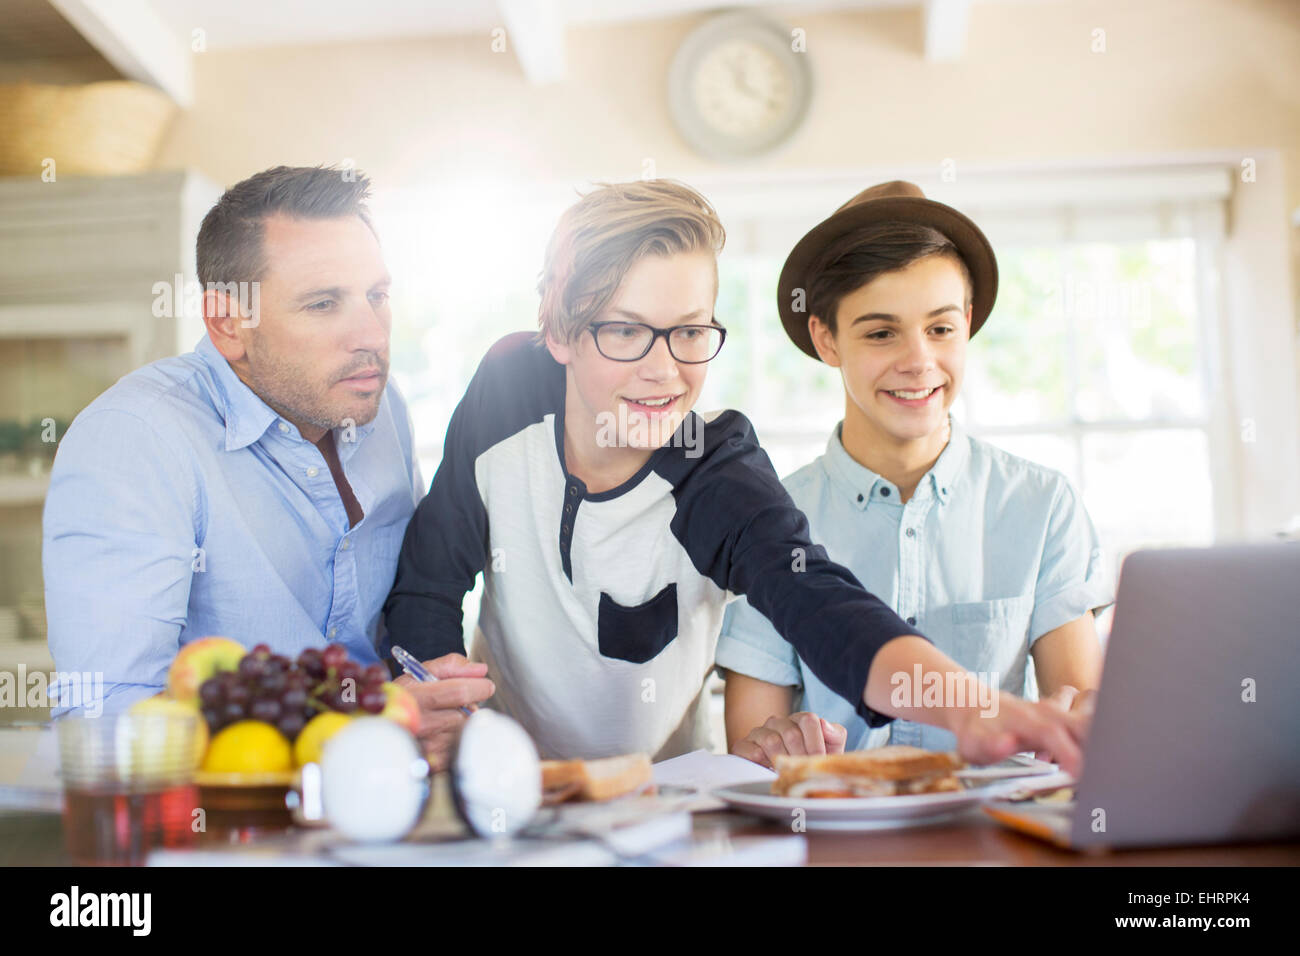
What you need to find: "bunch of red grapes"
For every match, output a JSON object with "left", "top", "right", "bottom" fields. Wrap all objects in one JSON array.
[{"left": 197, "top": 643, "right": 391, "bottom": 740}]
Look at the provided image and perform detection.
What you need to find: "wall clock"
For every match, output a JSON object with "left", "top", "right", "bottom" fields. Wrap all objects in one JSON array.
[{"left": 668, "top": 11, "right": 814, "bottom": 161}]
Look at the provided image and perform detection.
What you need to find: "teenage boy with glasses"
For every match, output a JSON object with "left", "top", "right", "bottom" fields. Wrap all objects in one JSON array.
[{"left": 383, "top": 179, "right": 1090, "bottom": 772}]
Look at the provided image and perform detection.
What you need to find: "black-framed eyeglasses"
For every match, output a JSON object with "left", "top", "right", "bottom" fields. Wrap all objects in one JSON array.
[{"left": 587, "top": 320, "right": 727, "bottom": 364}]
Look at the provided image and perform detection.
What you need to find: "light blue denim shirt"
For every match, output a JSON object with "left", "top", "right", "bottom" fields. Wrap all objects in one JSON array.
[
  {"left": 716, "top": 416, "right": 1112, "bottom": 752},
  {"left": 43, "top": 335, "right": 423, "bottom": 714}
]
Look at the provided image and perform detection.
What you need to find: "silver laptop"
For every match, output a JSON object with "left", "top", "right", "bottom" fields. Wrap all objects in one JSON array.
[{"left": 987, "top": 541, "right": 1300, "bottom": 849}]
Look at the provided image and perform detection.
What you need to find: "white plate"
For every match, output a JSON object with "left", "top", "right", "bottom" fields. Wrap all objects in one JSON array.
[{"left": 712, "top": 779, "right": 1023, "bottom": 832}]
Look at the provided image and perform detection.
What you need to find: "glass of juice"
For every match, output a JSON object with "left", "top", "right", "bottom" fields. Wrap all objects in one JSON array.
[{"left": 56, "top": 712, "right": 202, "bottom": 865}]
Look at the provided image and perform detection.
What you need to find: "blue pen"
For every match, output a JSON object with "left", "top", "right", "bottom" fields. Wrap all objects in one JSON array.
[{"left": 391, "top": 644, "right": 474, "bottom": 716}]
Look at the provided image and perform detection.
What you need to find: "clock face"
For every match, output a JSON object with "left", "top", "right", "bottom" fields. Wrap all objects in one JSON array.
[
  {"left": 692, "top": 40, "right": 794, "bottom": 138},
  {"left": 668, "top": 13, "right": 813, "bottom": 160}
]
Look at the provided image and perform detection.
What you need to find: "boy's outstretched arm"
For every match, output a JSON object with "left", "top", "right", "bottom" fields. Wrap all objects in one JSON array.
[
  {"left": 724, "top": 639, "right": 1091, "bottom": 777},
  {"left": 864, "top": 636, "right": 1090, "bottom": 777}
]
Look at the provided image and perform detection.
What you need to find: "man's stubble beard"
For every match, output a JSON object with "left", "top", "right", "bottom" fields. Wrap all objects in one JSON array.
[{"left": 244, "top": 340, "right": 386, "bottom": 432}]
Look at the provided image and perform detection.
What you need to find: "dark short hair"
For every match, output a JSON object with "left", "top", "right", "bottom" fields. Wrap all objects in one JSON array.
[
  {"left": 196, "top": 165, "right": 374, "bottom": 287},
  {"left": 806, "top": 221, "right": 973, "bottom": 334}
]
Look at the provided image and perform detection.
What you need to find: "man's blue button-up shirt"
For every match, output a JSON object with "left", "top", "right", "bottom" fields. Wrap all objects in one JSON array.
[{"left": 43, "top": 335, "right": 423, "bottom": 713}]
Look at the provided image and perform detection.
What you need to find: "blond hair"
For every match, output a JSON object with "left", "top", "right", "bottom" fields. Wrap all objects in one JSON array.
[{"left": 537, "top": 179, "right": 727, "bottom": 342}]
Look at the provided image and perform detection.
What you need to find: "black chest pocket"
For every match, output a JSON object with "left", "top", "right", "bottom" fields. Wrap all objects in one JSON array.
[{"left": 597, "top": 583, "right": 679, "bottom": 664}]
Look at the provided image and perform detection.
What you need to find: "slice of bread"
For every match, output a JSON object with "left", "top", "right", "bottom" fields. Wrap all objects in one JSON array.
[
  {"left": 772, "top": 745, "right": 964, "bottom": 798},
  {"left": 541, "top": 753, "right": 653, "bottom": 804}
]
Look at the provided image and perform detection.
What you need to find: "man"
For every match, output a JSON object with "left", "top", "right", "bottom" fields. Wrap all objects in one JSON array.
[
  {"left": 718, "top": 180, "right": 1111, "bottom": 768},
  {"left": 384, "top": 178, "right": 1090, "bottom": 774},
  {"left": 43, "top": 166, "right": 492, "bottom": 764}
]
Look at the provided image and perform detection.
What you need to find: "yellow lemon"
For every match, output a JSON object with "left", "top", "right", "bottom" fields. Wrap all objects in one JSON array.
[
  {"left": 202, "top": 720, "right": 292, "bottom": 774},
  {"left": 293, "top": 712, "right": 356, "bottom": 767}
]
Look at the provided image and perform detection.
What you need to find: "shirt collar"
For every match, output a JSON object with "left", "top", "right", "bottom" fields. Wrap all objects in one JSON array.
[
  {"left": 196, "top": 335, "right": 282, "bottom": 451},
  {"left": 822, "top": 415, "right": 970, "bottom": 511},
  {"left": 196, "top": 336, "right": 385, "bottom": 455},
  {"left": 927, "top": 415, "right": 969, "bottom": 503}
]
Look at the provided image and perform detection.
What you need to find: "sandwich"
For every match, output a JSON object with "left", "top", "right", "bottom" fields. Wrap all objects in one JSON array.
[
  {"left": 540, "top": 752, "right": 653, "bottom": 804},
  {"left": 771, "top": 745, "right": 964, "bottom": 798}
]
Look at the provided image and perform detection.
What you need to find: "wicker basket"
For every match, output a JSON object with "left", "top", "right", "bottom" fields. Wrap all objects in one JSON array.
[{"left": 0, "top": 80, "right": 176, "bottom": 177}]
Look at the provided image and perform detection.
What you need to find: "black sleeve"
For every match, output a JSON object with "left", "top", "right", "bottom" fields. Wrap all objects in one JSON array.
[
  {"left": 667, "top": 410, "right": 926, "bottom": 726},
  {"left": 382, "top": 332, "right": 557, "bottom": 660}
]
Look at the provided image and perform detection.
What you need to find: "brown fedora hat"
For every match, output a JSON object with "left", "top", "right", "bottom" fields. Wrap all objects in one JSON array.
[{"left": 777, "top": 180, "right": 998, "bottom": 360}]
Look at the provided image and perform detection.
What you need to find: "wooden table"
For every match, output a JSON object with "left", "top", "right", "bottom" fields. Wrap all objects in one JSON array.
[
  {"left": 4, "top": 803, "right": 1296, "bottom": 866},
  {"left": 690, "top": 807, "right": 1300, "bottom": 866}
]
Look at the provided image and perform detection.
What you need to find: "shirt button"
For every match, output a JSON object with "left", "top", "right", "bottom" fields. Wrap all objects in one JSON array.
[
  {"left": 564, "top": 504, "right": 572, "bottom": 514},
  {"left": 278, "top": 422, "right": 289, "bottom": 434},
  {"left": 906, "top": 616, "right": 917, "bottom": 626},
  {"left": 568, "top": 486, "right": 578, "bottom": 496},
  {"left": 880, "top": 487, "right": 891, "bottom": 497},
  {"left": 306, "top": 466, "right": 319, "bottom": 478},
  {"left": 327, "top": 627, "right": 337, "bottom": 639},
  {"left": 856, "top": 494, "right": 864, "bottom": 503},
  {"left": 562, "top": 524, "right": 571, "bottom": 534},
  {"left": 340, "top": 539, "right": 351, "bottom": 551},
  {"left": 906, "top": 527, "right": 916, "bottom": 538}
]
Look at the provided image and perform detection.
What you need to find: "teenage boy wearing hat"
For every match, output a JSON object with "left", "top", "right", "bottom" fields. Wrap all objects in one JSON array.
[
  {"left": 718, "top": 181, "right": 1112, "bottom": 768},
  {"left": 384, "top": 179, "right": 1092, "bottom": 773}
]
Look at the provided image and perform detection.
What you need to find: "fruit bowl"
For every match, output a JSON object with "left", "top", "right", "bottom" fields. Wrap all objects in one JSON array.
[
  {"left": 163, "top": 638, "right": 425, "bottom": 840},
  {"left": 194, "top": 770, "right": 296, "bottom": 788},
  {"left": 195, "top": 770, "right": 296, "bottom": 839}
]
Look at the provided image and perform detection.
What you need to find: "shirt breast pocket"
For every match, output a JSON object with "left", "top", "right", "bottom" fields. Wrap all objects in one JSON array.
[
  {"left": 944, "top": 595, "right": 1034, "bottom": 675},
  {"left": 597, "top": 583, "right": 679, "bottom": 664}
]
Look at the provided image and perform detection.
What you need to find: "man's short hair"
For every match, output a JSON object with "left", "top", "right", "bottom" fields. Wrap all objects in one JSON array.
[
  {"left": 807, "top": 221, "right": 973, "bottom": 334},
  {"left": 197, "top": 165, "right": 374, "bottom": 288},
  {"left": 537, "top": 179, "right": 727, "bottom": 343}
]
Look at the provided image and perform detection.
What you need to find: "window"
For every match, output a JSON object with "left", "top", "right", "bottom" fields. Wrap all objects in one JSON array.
[
  {"left": 372, "top": 183, "right": 572, "bottom": 482},
  {"left": 960, "top": 239, "right": 1215, "bottom": 570}
]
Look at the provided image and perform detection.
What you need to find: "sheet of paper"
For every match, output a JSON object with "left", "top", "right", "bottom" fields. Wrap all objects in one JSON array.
[
  {"left": 981, "top": 770, "right": 1076, "bottom": 799},
  {"left": 314, "top": 812, "right": 695, "bottom": 867},
  {"left": 956, "top": 753, "right": 1060, "bottom": 780},
  {"left": 652, "top": 748, "right": 774, "bottom": 790},
  {"left": 651, "top": 749, "right": 774, "bottom": 810}
]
